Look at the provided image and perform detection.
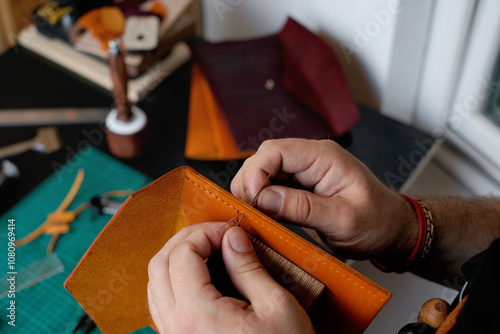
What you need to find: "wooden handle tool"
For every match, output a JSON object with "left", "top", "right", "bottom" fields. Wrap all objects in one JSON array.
[
  {"left": 0, "top": 127, "right": 62, "bottom": 159},
  {"left": 105, "top": 39, "right": 149, "bottom": 159}
]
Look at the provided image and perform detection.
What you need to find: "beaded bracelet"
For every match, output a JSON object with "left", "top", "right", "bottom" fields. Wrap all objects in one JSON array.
[{"left": 370, "top": 195, "right": 435, "bottom": 273}]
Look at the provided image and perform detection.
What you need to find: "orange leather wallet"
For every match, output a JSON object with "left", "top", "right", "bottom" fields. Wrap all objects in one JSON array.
[{"left": 64, "top": 167, "right": 391, "bottom": 334}]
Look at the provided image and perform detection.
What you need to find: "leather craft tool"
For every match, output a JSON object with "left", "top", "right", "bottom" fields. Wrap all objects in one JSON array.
[
  {"left": 16, "top": 169, "right": 88, "bottom": 254},
  {"left": 0, "top": 253, "right": 64, "bottom": 299},
  {"left": 72, "top": 313, "right": 97, "bottom": 334},
  {"left": 0, "top": 159, "right": 20, "bottom": 188},
  {"left": 105, "top": 39, "right": 149, "bottom": 159},
  {"left": 0, "top": 127, "right": 62, "bottom": 159},
  {"left": 90, "top": 189, "right": 133, "bottom": 216},
  {"left": 0, "top": 108, "right": 109, "bottom": 127}
]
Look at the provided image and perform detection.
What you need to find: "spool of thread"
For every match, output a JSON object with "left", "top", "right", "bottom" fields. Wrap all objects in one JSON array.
[{"left": 105, "top": 39, "right": 149, "bottom": 159}]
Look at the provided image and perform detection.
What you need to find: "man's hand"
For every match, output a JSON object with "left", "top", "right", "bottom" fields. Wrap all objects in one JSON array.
[
  {"left": 231, "top": 138, "right": 417, "bottom": 261},
  {"left": 148, "top": 222, "right": 314, "bottom": 334}
]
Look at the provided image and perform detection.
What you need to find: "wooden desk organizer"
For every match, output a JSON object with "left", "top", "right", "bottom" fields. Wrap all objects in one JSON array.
[{"left": 64, "top": 166, "right": 391, "bottom": 334}]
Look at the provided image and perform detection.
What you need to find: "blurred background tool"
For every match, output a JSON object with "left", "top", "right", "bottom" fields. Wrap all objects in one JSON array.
[
  {"left": 72, "top": 312, "right": 97, "bottom": 334},
  {"left": 0, "top": 253, "right": 64, "bottom": 300},
  {"left": 105, "top": 39, "right": 149, "bottom": 159},
  {"left": 0, "top": 160, "right": 19, "bottom": 188},
  {"left": 90, "top": 189, "right": 133, "bottom": 216},
  {"left": 0, "top": 127, "right": 62, "bottom": 159},
  {"left": 0, "top": 108, "right": 109, "bottom": 127},
  {"left": 0, "top": 159, "right": 20, "bottom": 197}
]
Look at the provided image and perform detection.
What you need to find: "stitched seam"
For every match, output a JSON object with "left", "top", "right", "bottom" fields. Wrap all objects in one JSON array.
[
  {"left": 184, "top": 175, "right": 386, "bottom": 302},
  {"left": 185, "top": 176, "right": 239, "bottom": 212}
]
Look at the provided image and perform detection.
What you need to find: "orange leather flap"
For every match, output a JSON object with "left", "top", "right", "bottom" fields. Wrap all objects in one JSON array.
[
  {"left": 185, "top": 64, "right": 255, "bottom": 160},
  {"left": 185, "top": 64, "right": 219, "bottom": 159},
  {"left": 65, "top": 167, "right": 391, "bottom": 334}
]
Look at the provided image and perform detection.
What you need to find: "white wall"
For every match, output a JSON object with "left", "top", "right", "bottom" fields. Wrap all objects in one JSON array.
[{"left": 201, "top": 0, "right": 400, "bottom": 109}]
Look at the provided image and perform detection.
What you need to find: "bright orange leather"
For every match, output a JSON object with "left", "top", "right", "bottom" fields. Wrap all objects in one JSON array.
[
  {"left": 65, "top": 167, "right": 391, "bottom": 334},
  {"left": 185, "top": 64, "right": 255, "bottom": 160},
  {"left": 185, "top": 64, "right": 219, "bottom": 159}
]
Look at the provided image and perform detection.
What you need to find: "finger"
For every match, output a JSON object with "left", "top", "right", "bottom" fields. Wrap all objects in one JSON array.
[
  {"left": 231, "top": 139, "right": 287, "bottom": 202},
  {"left": 231, "top": 139, "right": 350, "bottom": 201},
  {"left": 256, "top": 185, "right": 347, "bottom": 233},
  {"left": 148, "top": 222, "right": 228, "bottom": 314},
  {"left": 231, "top": 158, "right": 271, "bottom": 204},
  {"left": 256, "top": 184, "right": 394, "bottom": 258},
  {"left": 155, "top": 222, "right": 227, "bottom": 258},
  {"left": 168, "top": 223, "right": 229, "bottom": 306},
  {"left": 147, "top": 282, "right": 164, "bottom": 333},
  {"left": 221, "top": 227, "right": 286, "bottom": 308},
  {"left": 148, "top": 252, "right": 176, "bottom": 317}
]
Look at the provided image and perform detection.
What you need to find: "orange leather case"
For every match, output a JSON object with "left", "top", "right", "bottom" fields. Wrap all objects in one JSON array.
[{"left": 64, "top": 167, "right": 391, "bottom": 334}]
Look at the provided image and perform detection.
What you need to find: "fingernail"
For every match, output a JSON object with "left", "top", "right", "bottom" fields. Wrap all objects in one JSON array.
[
  {"left": 245, "top": 189, "right": 253, "bottom": 203},
  {"left": 260, "top": 190, "right": 282, "bottom": 215},
  {"left": 228, "top": 228, "right": 253, "bottom": 253}
]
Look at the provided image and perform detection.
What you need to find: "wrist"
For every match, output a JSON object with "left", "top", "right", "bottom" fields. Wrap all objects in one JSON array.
[
  {"left": 395, "top": 195, "right": 421, "bottom": 260},
  {"left": 371, "top": 194, "right": 434, "bottom": 273}
]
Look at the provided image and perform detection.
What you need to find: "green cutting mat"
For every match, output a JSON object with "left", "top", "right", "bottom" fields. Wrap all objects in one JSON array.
[{"left": 0, "top": 147, "right": 154, "bottom": 333}]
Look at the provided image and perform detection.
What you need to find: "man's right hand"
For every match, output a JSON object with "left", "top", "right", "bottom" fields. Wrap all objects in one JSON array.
[{"left": 231, "top": 138, "right": 417, "bottom": 262}]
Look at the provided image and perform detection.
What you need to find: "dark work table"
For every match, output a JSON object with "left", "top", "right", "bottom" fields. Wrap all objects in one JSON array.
[{"left": 0, "top": 46, "right": 434, "bottom": 217}]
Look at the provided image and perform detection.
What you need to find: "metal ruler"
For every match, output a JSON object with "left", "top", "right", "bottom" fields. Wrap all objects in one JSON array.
[{"left": 0, "top": 108, "right": 110, "bottom": 127}]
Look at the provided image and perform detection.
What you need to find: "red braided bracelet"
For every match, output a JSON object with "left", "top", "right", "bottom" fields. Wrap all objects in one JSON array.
[
  {"left": 418, "top": 199, "right": 435, "bottom": 259},
  {"left": 370, "top": 195, "right": 434, "bottom": 273}
]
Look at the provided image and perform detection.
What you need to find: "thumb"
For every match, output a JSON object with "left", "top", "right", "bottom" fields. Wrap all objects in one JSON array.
[
  {"left": 222, "top": 227, "right": 283, "bottom": 306},
  {"left": 256, "top": 185, "right": 339, "bottom": 231}
]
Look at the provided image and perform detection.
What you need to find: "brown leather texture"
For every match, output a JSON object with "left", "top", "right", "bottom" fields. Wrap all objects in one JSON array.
[{"left": 65, "top": 167, "right": 391, "bottom": 334}]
